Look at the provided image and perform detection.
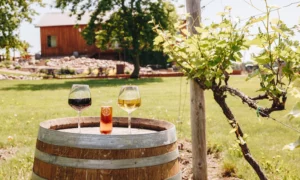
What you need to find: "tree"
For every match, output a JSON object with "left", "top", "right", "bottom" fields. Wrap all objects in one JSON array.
[
  {"left": 56, "top": 0, "right": 177, "bottom": 78},
  {"left": 0, "top": 0, "right": 42, "bottom": 60},
  {"left": 155, "top": 1, "right": 300, "bottom": 179}
]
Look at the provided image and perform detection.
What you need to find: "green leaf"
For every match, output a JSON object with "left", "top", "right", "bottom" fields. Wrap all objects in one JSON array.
[
  {"left": 255, "top": 54, "right": 271, "bottom": 64},
  {"left": 283, "top": 136, "right": 300, "bottom": 150},
  {"left": 285, "top": 102, "right": 300, "bottom": 120},
  {"left": 217, "top": 12, "right": 229, "bottom": 16},
  {"left": 249, "top": 16, "right": 267, "bottom": 24},
  {"left": 148, "top": 19, "right": 154, "bottom": 24},
  {"left": 204, "top": 81, "right": 212, "bottom": 88},
  {"left": 226, "top": 66, "right": 233, "bottom": 74},
  {"left": 224, "top": 6, "right": 232, "bottom": 11},
  {"left": 233, "top": 52, "right": 242, "bottom": 62},
  {"left": 195, "top": 26, "right": 204, "bottom": 33},
  {"left": 271, "top": 26, "right": 283, "bottom": 34},
  {"left": 208, "top": 57, "right": 222, "bottom": 66},
  {"left": 270, "top": 18, "right": 280, "bottom": 25},
  {"left": 154, "top": 35, "right": 164, "bottom": 45},
  {"left": 245, "top": 37, "right": 263, "bottom": 46}
]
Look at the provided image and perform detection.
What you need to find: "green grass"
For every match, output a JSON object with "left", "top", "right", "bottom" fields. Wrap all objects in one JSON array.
[{"left": 0, "top": 76, "right": 300, "bottom": 179}]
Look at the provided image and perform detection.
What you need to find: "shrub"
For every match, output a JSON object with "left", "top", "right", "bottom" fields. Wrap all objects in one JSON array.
[
  {"left": 3, "top": 60, "right": 11, "bottom": 68},
  {"left": 222, "top": 161, "right": 237, "bottom": 178},
  {"left": 207, "top": 142, "right": 223, "bottom": 158},
  {"left": 57, "top": 67, "right": 75, "bottom": 75},
  {"left": 39, "top": 69, "right": 47, "bottom": 74}
]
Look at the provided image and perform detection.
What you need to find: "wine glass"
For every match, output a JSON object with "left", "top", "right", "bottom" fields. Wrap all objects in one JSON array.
[
  {"left": 118, "top": 85, "right": 141, "bottom": 134},
  {"left": 68, "top": 84, "right": 92, "bottom": 133}
]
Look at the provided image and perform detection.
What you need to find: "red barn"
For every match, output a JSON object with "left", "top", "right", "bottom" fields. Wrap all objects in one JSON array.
[{"left": 35, "top": 12, "right": 117, "bottom": 59}]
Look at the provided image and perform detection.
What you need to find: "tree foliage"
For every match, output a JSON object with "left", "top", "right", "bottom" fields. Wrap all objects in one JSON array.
[
  {"left": 56, "top": 0, "right": 177, "bottom": 78},
  {"left": 154, "top": 1, "right": 300, "bottom": 179},
  {"left": 0, "top": 0, "right": 43, "bottom": 59}
]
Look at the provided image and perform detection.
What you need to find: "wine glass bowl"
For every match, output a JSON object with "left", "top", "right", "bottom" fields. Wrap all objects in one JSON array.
[
  {"left": 118, "top": 85, "right": 141, "bottom": 133},
  {"left": 68, "top": 84, "right": 91, "bottom": 133}
]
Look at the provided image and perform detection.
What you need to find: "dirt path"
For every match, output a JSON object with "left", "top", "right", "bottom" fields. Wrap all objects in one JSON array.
[
  {"left": 178, "top": 139, "right": 240, "bottom": 180},
  {"left": 0, "top": 139, "right": 239, "bottom": 179}
]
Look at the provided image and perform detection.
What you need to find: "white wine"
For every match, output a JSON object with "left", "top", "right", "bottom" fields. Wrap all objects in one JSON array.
[
  {"left": 117, "top": 85, "right": 141, "bottom": 134},
  {"left": 118, "top": 98, "right": 141, "bottom": 113}
]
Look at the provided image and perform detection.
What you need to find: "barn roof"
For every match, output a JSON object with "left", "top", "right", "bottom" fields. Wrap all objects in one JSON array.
[
  {"left": 35, "top": 12, "right": 91, "bottom": 27},
  {"left": 35, "top": 6, "right": 187, "bottom": 28}
]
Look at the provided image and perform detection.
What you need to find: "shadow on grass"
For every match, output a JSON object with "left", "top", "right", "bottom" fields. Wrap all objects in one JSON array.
[{"left": 0, "top": 78, "right": 164, "bottom": 91}]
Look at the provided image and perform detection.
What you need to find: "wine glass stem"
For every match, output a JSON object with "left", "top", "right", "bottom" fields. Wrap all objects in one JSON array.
[
  {"left": 78, "top": 111, "right": 81, "bottom": 133},
  {"left": 128, "top": 112, "right": 132, "bottom": 134}
]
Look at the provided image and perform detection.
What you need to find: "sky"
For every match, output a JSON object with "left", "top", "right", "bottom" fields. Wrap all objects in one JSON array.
[{"left": 20, "top": 0, "right": 300, "bottom": 61}]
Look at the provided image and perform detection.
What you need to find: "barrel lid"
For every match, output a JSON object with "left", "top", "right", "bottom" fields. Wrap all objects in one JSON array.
[{"left": 38, "top": 117, "right": 177, "bottom": 149}]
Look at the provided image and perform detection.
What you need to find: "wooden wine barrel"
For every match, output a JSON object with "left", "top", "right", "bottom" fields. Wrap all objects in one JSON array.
[{"left": 32, "top": 117, "right": 180, "bottom": 180}]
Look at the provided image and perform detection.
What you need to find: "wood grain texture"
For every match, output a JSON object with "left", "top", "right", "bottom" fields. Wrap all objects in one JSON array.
[
  {"left": 190, "top": 79, "right": 207, "bottom": 180},
  {"left": 33, "top": 158, "right": 179, "bottom": 180},
  {"left": 187, "top": 0, "right": 208, "bottom": 178},
  {"left": 40, "top": 25, "right": 100, "bottom": 57},
  {"left": 42, "top": 117, "right": 171, "bottom": 131},
  {"left": 33, "top": 117, "right": 180, "bottom": 180},
  {"left": 36, "top": 140, "right": 177, "bottom": 160}
]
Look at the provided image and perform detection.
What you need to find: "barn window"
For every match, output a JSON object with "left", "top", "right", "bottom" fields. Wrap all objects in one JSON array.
[{"left": 47, "top": 35, "right": 57, "bottom": 47}]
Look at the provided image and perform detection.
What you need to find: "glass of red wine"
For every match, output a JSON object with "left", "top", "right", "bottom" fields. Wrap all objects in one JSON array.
[{"left": 68, "top": 84, "right": 92, "bottom": 133}]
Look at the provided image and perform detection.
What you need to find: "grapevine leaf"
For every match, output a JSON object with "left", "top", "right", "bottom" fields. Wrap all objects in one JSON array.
[
  {"left": 271, "top": 26, "right": 283, "bottom": 34},
  {"left": 226, "top": 66, "right": 233, "bottom": 74},
  {"left": 285, "top": 102, "right": 300, "bottom": 120},
  {"left": 195, "top": 26, "right": 204, "bottom": 33},
  {"left": 255, "top": 54, "right": 270, "bottom": 64},
  {"left": 245, "top": 37, "right": 262, "bottom": 46},
  {"left": 270, "top": 18, "right": 280, "bottom": 25},
  {"left": 217, "top": 12, "right": 229, "bottom": 16},
  {"left": 233, "top": 52, "right": 242, "bottom": 62},
  {"left": 283, "top": 136, "right": 300, "bottom": 150},
  {"left": 289, "top": 88, "right": 300, "bottom": 98},
  {"left": 249, "top": 16, "right": 267, "bottom": 24},
  {"left": 224, "top": 6, "right": 232, "bottom": 11}
]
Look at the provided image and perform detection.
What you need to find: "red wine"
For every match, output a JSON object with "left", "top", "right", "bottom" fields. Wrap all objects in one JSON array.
[{"left": 68, "top": 98, "right": 92, "bottom": 111}]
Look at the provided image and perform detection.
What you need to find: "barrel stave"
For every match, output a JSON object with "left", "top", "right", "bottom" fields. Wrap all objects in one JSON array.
[{"left": 33, "top": 117, "right": 180, "bottom": 180}]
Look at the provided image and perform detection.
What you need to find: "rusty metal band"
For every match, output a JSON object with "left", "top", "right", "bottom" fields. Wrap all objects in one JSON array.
[
  {"left": 37, "top": 126, "right": 177, "bottom": 149},
  {"left": 34, "top": 148, "right": 179, "bottom": 169}
]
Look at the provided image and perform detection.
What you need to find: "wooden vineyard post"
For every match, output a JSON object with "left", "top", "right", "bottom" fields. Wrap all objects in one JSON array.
[{"left": 186, "top": 0, "right": 208, "bottom": 179}]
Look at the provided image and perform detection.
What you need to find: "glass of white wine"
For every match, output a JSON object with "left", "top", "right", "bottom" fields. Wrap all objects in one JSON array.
[{"left": 118, "top": 85, "right": 141, "bottom": 134}]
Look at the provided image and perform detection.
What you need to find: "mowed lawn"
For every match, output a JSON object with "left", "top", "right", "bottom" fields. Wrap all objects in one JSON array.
[{"left": 0, "top": 76, "right": 299, "bottom": 179}]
